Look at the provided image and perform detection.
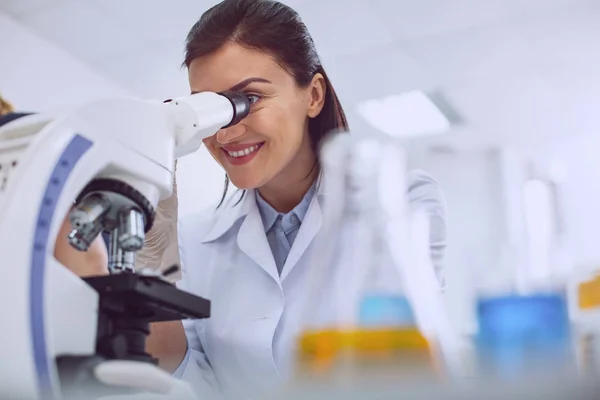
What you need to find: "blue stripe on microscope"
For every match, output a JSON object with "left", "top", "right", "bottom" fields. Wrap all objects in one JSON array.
[{"left": 30, "top": 134, "right": 92, "bottom": 399}]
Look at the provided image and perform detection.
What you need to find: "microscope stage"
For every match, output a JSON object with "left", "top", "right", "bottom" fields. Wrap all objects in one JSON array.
[{"left": 83, "top": 273, "right": 210, "bottom": 322}]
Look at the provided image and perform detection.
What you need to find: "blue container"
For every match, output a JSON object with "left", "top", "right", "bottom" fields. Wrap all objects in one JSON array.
[
  {"left": 359, "top": 295, "right": 415, "bottom": 327},
  {"left": 476, "top": 293, "right": 572, "bottom": 378}
]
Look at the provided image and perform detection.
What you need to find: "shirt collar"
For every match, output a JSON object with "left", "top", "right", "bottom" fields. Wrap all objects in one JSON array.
[
  {"left": 255, "top": 180, "right": 317, "bottom": 233},
  {"left": 201, "top": 176, "right": 325, "bottom": 243}
]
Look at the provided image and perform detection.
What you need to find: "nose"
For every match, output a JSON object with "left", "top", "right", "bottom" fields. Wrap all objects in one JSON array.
[{"left": 216, "top": 123, "right": 246, "bottom": 145}]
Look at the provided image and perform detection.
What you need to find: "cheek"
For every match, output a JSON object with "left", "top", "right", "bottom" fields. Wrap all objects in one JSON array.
[
  {"left": 203, "top": 137, "right": 223, "bottom": 164},
  {"left": 251, "top": 105, "right": 305, "bottom": 147}
]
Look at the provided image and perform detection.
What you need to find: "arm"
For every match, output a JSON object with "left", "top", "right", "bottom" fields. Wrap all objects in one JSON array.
[
  {"left": 138, "top": 179, "right": 217, "bottom": 393},
  {"left": 147, "top": 214, "right": 219, "bottom": 397},
  {"left": 146, "top": 266, "right": 210, "bottom": 376},
  {"left": 163, "top": 216, "right": 219, "bottom": 399},
  {"left": 134, "top": 172, "right": 188, "bottom": 371},
  {"left": 147, "top": 320, "right": 187, "bottom": 372},
  {"left": 135, "top": 162, "right": 181, "bottom": 280}
]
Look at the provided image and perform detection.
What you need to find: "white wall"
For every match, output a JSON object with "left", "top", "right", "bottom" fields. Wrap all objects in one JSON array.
[
  {"left": 530, "top": 132, "right": 600, "bottom": 273},
  {"left": 176, "top": 150, "right": 233, "bottom": 217},
  {"left": 0, "top": 11, "right": 226, "bottom": 217},
  {"left": 0, "top": 12, "right": 131, "bottom": 112}
]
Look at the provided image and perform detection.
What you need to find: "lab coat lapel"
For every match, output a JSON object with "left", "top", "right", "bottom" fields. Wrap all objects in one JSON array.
[
  {"left": 201, "top": 192, "right": 253, "bottom": 244},
  {"left": 280, "top": 194, "right": 322, "bottom": 282},
  {"left": 237, "top": 191, "right": 280, "bottom": 283}
]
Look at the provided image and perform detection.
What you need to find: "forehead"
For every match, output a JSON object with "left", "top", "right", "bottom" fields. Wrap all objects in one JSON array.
[{"left": 188, "top": 43, "right": 290, "bottom": 92}]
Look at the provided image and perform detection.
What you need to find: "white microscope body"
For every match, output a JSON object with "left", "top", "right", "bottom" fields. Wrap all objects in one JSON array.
[{"left": 0, "top": 91, "right": 249, "bottom": 399}]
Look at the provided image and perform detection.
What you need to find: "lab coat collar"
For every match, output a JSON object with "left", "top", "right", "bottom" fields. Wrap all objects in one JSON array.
[
  {"left": 255, "top": 179, "right": 318, "bottom": 234},
  {"left": 200, "top": 176, "right": 328, "bottom": 283},
  {"left": 200, "top": 174, "right": 329, "bottom": 244},
  {"left": 200, "top": 190, "right": 256, "bottom": 243}
]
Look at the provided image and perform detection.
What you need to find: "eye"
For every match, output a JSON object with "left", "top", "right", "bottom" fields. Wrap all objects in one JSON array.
[{"left": 246, "top": 94, "right": 260, "bottom": 105}]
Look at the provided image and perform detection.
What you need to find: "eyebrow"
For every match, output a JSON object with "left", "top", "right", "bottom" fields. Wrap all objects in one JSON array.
[{"left": 191, "top": 77, "right": 272, "bottom": 95}]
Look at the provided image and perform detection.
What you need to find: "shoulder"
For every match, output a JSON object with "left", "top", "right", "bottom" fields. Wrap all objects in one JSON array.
[
  {"left": 178, "top": 207, "right": 219, "bottom": 242},
  {"left": 177, "top": 191, "right": 247, "bottom": 257},
  {"left": 176, "top": 207, "right": 221, "bottom": 292},
  {"left": 178, "top": 206, "right": 227, "bottom": 249},
  {"left": 176, "top": 193, "right": 247, "bottom": 292}
]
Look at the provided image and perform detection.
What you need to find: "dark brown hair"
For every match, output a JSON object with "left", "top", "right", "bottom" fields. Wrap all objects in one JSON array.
[{"left": 183, "top": 0, "right": 349, "bottom": 207}]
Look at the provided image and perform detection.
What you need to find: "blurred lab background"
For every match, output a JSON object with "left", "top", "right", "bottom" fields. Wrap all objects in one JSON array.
[{"left": 1, "top": 0, "right": 599, "bottom": 338}]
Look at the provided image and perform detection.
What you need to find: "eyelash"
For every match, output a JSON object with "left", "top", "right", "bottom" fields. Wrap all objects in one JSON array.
[{"left": 245, "top": 93, "right": 261, "bottom": 105}]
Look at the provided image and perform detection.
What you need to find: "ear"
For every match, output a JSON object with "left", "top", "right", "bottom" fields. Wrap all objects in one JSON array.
[{"left": 306, "top": 73, "right": 327, "bottom": 118}]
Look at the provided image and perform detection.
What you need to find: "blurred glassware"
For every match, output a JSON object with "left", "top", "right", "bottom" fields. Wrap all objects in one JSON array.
[{"left": 292, "top": 133, "right": 446, "bottom": 390}]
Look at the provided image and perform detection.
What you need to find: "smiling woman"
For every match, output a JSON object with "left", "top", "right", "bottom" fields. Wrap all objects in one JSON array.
[
  {"left": 54, "top": 0, "right": 447, "bottom": 399},
  {"left": 184, "top": 18, "right": 348, "bottom": 211},
  {"left": 188, "top": 43, "right": 339, "bottom": 211}
]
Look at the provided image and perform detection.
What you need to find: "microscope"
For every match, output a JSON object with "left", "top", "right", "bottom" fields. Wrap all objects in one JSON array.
[{"left": 0, "top": 91, "right": 249, "bottom": 399}]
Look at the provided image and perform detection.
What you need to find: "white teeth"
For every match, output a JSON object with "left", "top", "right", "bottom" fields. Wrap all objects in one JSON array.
[{"left": 227, "top": 144, "right": 261, "bottom": 158}]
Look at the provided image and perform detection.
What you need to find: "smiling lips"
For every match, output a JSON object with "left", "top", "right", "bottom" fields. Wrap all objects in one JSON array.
[{"left": 222, "top": 142, "right": 264, "bottom": 165}]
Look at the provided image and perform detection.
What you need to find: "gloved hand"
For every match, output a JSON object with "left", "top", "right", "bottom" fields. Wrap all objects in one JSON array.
[
  {"left": 134, "top": 161, "right": 181, "bottom": 282},
  {"left": 93, "top": 360, "right": 198, "bottom": 400}
]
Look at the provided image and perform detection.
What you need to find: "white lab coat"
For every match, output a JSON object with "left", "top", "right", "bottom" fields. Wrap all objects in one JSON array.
[{"left": 175, "top": 170, "right": 447, "bottom": 399}]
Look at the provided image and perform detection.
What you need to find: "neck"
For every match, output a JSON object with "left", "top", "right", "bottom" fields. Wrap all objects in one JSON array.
[{"left": 258, "top": 153, "right": 318, "bottom": 214}]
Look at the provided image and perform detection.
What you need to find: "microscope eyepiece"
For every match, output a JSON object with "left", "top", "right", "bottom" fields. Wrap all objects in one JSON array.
[{"left": 217, "top": 91, "right": 250, "bottom": 128}]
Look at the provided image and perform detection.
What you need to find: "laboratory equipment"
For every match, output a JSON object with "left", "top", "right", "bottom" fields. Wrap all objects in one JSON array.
[
  {"left": 473, "top": 174, "right": 577, "bottom": 380},
  {"left": 275, "top": 132, "right": 600, "bottom": 399},
  {"left": 571, "top": 271, "right": 600, "bottom": 374},
  {"left": 293, "top": 133, "right": 449, "bottom": 388},
  {"left": 0, "top": 90, "right": 249, "bottom": 399},
  {"left": 475, "top": 292, "right": 573, "bottom": 378}
]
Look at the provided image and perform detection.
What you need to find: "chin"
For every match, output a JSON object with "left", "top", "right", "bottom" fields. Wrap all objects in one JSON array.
[{"left": 227, "top": 173, "right": 266, "bottom": 191}]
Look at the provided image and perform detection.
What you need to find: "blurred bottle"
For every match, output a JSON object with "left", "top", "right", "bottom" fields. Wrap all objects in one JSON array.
[
  {"left": 475, "top": 292, "right": 573, "bottom": 379},
  {"left": 474, "top": 176, "right": 576, "bottom": 380},
  {"left": 293, "top": 134, "right": 440, "bottom": 389}
]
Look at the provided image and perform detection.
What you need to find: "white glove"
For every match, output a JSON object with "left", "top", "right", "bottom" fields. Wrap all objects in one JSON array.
[
  {"left": 93, "top": 360, "right": 198, "bottom": 400},
  {"left": 134, "top": 161, "right": 181, "bottom": 281}
]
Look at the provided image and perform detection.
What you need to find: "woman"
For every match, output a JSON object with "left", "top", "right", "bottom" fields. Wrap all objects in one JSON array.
[{"left": 56, "top": 0, "right": 447, "bottom": 398}]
